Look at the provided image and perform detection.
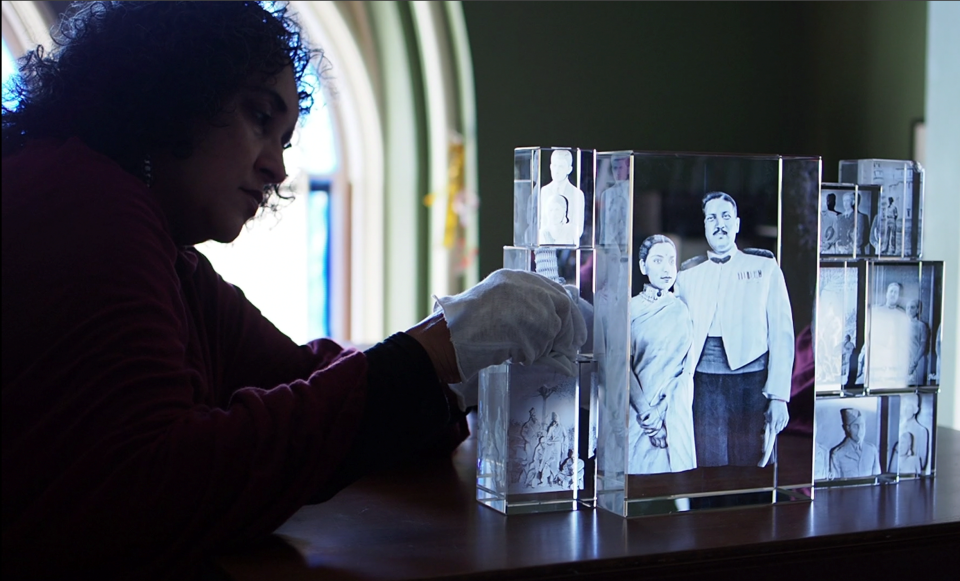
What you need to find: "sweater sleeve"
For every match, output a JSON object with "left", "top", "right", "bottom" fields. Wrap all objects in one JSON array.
[{"left": 0, "top": 139, "right": 457, "bottom": 580}]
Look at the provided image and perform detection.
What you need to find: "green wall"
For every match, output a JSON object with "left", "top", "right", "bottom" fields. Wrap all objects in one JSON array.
[{"left": 463, "top": 1, "right": 927, "bottom": 275}]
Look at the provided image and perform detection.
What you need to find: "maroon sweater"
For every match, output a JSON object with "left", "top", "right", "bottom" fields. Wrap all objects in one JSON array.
[{"left": 2, "top": 138, "right": 461, "bottom": 579}]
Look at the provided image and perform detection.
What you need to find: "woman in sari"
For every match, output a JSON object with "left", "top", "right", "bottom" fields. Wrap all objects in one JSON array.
[{"left": 627, "top": 235, "right": 696, "bottom": 474}]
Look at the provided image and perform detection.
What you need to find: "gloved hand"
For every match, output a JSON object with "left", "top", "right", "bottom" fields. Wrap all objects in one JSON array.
[{"left": 434, "top": 269, "right": 588, "bottom": 381}]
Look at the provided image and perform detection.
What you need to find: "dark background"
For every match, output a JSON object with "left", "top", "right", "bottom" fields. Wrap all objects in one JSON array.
[{"left": 463, "top": 1, "right": 927, "bottom": 276}]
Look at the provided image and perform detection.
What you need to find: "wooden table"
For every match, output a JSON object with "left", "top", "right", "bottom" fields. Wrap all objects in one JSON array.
[{"left": 217, "top": 420, "right": 960, "bottom": 580}]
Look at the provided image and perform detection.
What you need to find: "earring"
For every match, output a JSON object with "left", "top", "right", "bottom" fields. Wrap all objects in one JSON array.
[{"left": 142, "top": 154, "right": 153, "bottom": 188}]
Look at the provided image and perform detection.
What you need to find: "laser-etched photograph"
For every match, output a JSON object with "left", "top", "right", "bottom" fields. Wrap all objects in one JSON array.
[
  {"left": 513, "top": 148, "right": 540, "bottom": 248},
  {"left": 890, "top": 392, "right": 935, "bottom": 477},
  {"left": 675, "top": 192, "right": 795, "bottom": 470},
  {"left": 506, "top": 365, "right": 580, "bottom": 494},
  {"left": 820, "top": 184, "right": 870, "bottom": 258},
  {"left": 870, "top": 193, "right": 902, "bottom": 257},
  {"left": 815, "top": 262, "right": 864, "bottom": 392},
  {"left": 591, "top": 153, "right": 819, "bottom": 512},
  {"left": 867, "top": 262, "right": 943, "bottom": 389},
  {"left": 839, "top": 159, "right": 923, "bottom": 258},
  {"left": 627, "top": 234, "right": 695, "bottom": 475},
  {"left": 597, "top": 154, "right": 632, "bottom": 251},
  {"left": 538, "top": 148, "right": 588, "bottom": 247},
  {"left": 814, "top": 396, "right": 886, "bottom": 481}
]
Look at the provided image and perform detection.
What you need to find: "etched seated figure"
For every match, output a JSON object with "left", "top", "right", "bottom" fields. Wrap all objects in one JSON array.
[
  {"left": 538, "top": 149, "right": 584, "bottom": 246},
  {"left": 892, "top": 393, "right": 930, "bottom": 475}
]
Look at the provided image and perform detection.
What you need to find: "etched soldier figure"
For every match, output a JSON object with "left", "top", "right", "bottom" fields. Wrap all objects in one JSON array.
[
  {"left": 907, "top": 299, "right": 931, "bottom": 386},
  {"left": 874, "top": 196, "right": 900, "bottom": 255},
  {"left": 829, "top": 408, "right": 881, "bottom": 478},
  {"left": 539, "top": 149, "right": 585, "bottom": 246},
  {"left": 841, "top": 334, "right": 856, "bottom": 384},
  {"left": 675, "top": 192, "right": 794, "bottom": 468}
]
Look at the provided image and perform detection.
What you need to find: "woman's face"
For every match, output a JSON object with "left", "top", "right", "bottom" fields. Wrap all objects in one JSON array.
[
  {"left": 151, "top": 66, "right": 299, "bottom": 245},
  {"left": 545, "top": 196, "right": 567, "bottom": 226},
  {"left": 640, "top": 242, "right": 677, "bottom": 291}
]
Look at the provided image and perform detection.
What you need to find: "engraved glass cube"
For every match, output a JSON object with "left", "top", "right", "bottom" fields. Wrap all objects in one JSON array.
[
  {"left": 819, "top": 183, "right": 882, "bottom": 259},
  {"left": 513, "top": 147, "right": 596, "bottom": 249},
  {"left": 815, "top": 261, "right": 866, "bottom": 394},
  {"left": 864, "top": 261, "right": 944, "bottom": 391},
  {"left": 814, "top": 394, "right": 898, "bottom": 486},
  {"left": 595, "top": 152, "right": 821, "bottom": 516},
  {"left": 476, "top": 360, "right": 595, "bottom": 514},
  {"left": 838, "top": 159, "right": 924, "bottom": 259},
  {"left": 478, "top": 164, "right": 599, "bottom": 513},
  {"left": 894, "top": 391, "right": 937, "bottom": 478}
]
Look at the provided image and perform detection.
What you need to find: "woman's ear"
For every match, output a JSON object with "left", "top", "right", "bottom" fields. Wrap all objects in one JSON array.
[{"left": 638, "top": 260, "right": 647, "bottom": 276}]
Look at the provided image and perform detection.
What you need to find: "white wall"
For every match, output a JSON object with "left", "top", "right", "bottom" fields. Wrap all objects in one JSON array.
[{"left": 924, "top": 1, "right": 960, "bottom": 429}]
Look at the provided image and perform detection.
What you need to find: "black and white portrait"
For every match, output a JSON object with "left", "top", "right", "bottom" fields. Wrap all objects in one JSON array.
[
  {"left": 675, "top": 192, "right": 794, "bottom": 469},
  {"left": 819, "top": 186, "right": 843, "bottom": 255},
  {"left": 870, "top": 193, "right": 902, "bottom": 257},
  {"left": 538, "top": 149, "right": 587, "bottom": 247},
  {"left": 819, "top": 184, "right": 869, "bottom": 257},
  {"left": 815, "top": 262, "right": 863, "bottom": 391},
  {"left": 506, "top": 365, "right": 580, "bottom": 494},
  {"left": 814, "top": 397, "right": 884, "bottom": 481},
  {"left": 592, "top": 153, "right": 818, "bottom": 507},
  {"left": 597, "top": 155, "right": 632, "bottom": 251},
  {"left": 826, "top": 187, "right": 872, "bottom": 257},
  {"left": 839, "top": 159, "right": 923, "bottom": 258},
  {"left": 866, "top": 262, "right": 943, "bottom": 389},
  {"left": 891, "top": 392, "right": 935, "bottom": 477},
  {"left": 627, "top": 235, "right": 695, "bottom": 474}
]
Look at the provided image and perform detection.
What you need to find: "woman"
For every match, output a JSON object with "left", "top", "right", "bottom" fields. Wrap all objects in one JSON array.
[
  {"left": 1, "top": 3, "right": 584, "bottom": 579},
  {"left": 540, "top": 193, "right": 578, "bottom": 245},
  {"left": 627, "top": 235, "right": 696, "bottom": 474}
]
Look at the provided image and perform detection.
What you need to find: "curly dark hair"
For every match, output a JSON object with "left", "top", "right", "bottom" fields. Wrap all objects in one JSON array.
[{"left": 2, "top": 1, "right": 322, "bottom": 201}]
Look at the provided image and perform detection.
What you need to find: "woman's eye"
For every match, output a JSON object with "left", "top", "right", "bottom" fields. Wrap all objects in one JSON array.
[{"left": 251, "top": 108, "right": 271, "bottom": 126}]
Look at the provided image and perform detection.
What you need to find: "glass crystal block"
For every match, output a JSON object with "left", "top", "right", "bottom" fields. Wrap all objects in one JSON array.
[
  {"left": 838, "top": 159, "right": 924, "bottom": 259},
  {"left": 894, "top": 391, "right": 937, "bottom": 478},
  {"left": 819, "top": 183, "right": 883, "bottom": 259},
  {"left": 815, "top": 261, "right": 867, "bottom": 394},
  {"left": 503, "top": 245, "right": 595, "bottom": 357},
  {"left": 594, "top": 152, "right": 821, "bottom": 516},
  {"left": 513, "top": 147, "right": 596, "bottom": 249},
  {"left": 476, "top": 360, "right": 594, "bottom": 514},
  {"left": 814, "top": 394, "right": 899, "bottom": 486},
  {"left": 864, "top": 261, "right": 944, "bottom": 391}
]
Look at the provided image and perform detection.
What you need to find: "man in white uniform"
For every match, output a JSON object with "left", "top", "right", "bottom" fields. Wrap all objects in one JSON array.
[
  {"left": 539, "top": 149, "right": 585, "bottom": 246},
  {"left": 675, "top": 192, "right": 795, "bottom": 467}
]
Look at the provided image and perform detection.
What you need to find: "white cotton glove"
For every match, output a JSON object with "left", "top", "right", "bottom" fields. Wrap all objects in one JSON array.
[{"left": 434, "top": 269, "right": 587, "bottom": 382}]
